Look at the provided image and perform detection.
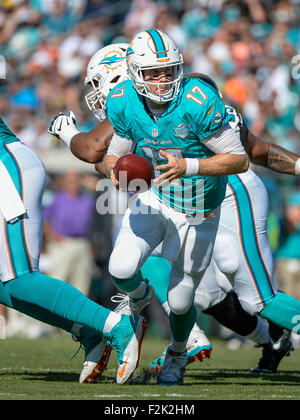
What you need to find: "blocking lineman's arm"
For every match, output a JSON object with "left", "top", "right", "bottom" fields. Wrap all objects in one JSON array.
[
  {"left": 241, "top": 124, "right": 300, "bottom": 175},
  {"left": 94, "top": 161, "right": 106, "bottom": 177},
  {"left": 71, "top": 118, "right": 114, "bottom": 163},
  {"left": 48, "top": 112, "right": 115, "bottom": 164}
]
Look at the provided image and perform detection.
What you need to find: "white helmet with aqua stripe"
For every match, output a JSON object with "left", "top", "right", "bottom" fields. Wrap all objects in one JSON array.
[
  {"left": 84, "top": 43, "right": 129, "bottom": 121},
  {"left": 127, "top": 29, "right": 183, "bottom": 104}
]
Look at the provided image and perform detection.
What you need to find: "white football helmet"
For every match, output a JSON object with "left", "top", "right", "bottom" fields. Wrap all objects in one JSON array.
[
  {"left": 127, "top": 29, "right": 183, "bottom": 104},
  {"left": 84, "top": 43, "right": 129, "bottom": 121}
]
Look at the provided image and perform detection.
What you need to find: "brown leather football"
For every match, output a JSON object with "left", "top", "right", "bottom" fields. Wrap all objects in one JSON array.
[{"left": 113, "top": 154, "right": 153, "bottom": 191}]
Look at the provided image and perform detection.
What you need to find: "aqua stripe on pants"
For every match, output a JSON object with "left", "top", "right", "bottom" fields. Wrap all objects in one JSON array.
[
  {"left": 1, "top": 146, "right": 32, "bottom": 277},
  {"left": 228, "top": 174, "right": 275, "bottom": 305}
]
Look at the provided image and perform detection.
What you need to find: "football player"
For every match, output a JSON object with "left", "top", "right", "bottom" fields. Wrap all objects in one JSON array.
[
  {"left": 83, "top": 46, "right": 294, "bottom": 375},
  {"left": 51, "top": 29, "right": 250, "bottom": 386},
  {"left": 0, "top": 116, "right": 146, "bottom": 385},
  {"left": 49, "top": 39, "right": 298, "bottom": 381}
]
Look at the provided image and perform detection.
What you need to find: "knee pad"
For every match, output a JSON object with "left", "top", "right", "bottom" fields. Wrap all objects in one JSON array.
[
  {"left": 213, "top": 235, "right": 240, "bottom": 275},
  {"left": 194, "top": 289, "right": 212, "bottom": 312},
  {"left": 194, "top": 286, "right": 227, "bottom": 312},
  {"left": 109, "top": 243, "right": 142, "bottom": 279}
]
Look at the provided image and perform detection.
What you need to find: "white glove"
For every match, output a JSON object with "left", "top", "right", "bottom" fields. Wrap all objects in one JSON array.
[{"left": 48, "top": 111, "right": 79, "bottom": 147}]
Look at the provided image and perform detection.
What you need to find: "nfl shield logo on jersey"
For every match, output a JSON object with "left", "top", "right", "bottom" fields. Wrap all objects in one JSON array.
[
  {"left": 174, "top": 123, "right": 190, "bottom": 138},
  {"left": 152, "top": 128, "right": 159, "bottom": 137}
]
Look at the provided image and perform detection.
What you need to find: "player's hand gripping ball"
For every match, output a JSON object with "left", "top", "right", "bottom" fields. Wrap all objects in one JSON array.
[{"left": 113, "top": 154, "right": 153, "bottom": 192}]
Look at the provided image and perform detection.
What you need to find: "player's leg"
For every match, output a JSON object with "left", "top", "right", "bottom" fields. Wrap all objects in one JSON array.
[
  {"left": 167, "top": 210, "right": 221, "bottom": 346},
  {"left": 109, "top": 190, "right": 166, "bottom": 313},
  {"left": 1, "top": 271, "right": 146, "bottom": 383},
  {"left": 150, "top": 256, "right": 260, "bottom": 372},
  {"left": 195, "top": 253, "right": 293, "bottom": 373},
  {"left": 225, "top": 173, "right": 300, "bottom": 331},
  {"left": 0, "top": 143, "right": 108, "bottom": 329},
  {"left": 213, "top": 173, "right": 294, "bottom": 368},
  {"left": 197, "top": 260, "right": 270, "bottom": 345},
  {"left": 158, "top": 209, "right": 220, "bottom": 385},
  {"left": 260, "top": 291, "right": 300, "bottom": 332},
  {"left": 213, "top": 173, "right": 276, "bottom": 315},
  {"left": 2, "top": 271, "right": 111, "bottom": 332},
  {"left": 140, "top": 254, "right": 170, "bottom": 312},
  {"left": 0, "top": 142, "right": 146, "bottom": 383}
]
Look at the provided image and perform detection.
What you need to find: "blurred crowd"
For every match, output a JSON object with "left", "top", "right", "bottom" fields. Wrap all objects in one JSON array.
[{"left": 1, "top": 0, "right": 300, "bottom": 339}]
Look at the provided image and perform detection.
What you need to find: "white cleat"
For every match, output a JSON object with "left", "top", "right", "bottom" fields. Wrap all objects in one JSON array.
[
  {"left": 150, "top": 324, "right": 212, "bottom": 371},
  {"left": 186, "top": 325, "right": 212, "bottom": 365},
  {"left": 79, "top": 336, "right": 112, "bottom": 384},
  {"left": 105, "top": 314, "right": 147, "bottom": 384},
  {"left": 111, "top": 282, "right": 155, "bottom": 315}
]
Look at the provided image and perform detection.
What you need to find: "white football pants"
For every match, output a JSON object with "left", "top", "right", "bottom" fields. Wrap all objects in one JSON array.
[
  {"left": 109, "top": 188, "right": 220, "bottom": 314},
  {"left": 195, "top": 169, "right": 277, "bottom": 315},
  {"left": 0, "top": 142, "right": 45, "bottom": 282}
]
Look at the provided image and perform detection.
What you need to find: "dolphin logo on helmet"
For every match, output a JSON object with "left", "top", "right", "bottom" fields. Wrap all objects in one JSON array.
[{"left": 84, "top": 43, "right": 129, "bottom": 121}]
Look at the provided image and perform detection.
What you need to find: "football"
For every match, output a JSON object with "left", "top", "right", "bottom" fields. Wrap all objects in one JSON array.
[{"left": 113, "top": 153, "right": 154, "bottom": 191}]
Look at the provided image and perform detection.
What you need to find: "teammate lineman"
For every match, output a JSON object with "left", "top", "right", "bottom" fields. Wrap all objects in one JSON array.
[{"left": 0, "top": 115, "right": 146, "bottom": 385}]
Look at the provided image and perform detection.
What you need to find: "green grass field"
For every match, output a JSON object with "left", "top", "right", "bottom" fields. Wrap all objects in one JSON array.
[{"left": 0, "top": 334, "right": 300, "bottom": 401}]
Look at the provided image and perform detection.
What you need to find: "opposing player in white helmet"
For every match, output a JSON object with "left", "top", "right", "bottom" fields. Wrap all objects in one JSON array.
[{"left": 85, "top": 43, "right": 129, "bottom": 121}]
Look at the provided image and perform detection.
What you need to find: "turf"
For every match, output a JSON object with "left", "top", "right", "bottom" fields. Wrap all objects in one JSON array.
[{"left": 0, "top": 334, "right": 300, "bottom": 400}]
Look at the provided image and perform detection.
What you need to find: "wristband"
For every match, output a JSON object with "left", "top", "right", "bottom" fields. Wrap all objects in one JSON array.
[
  {"left": 185, "top": 158, "right": 200, "bottom": 176},
  {"left": 60, "top": 125, "right": 80, "bottom": 148},
  {"left": 295, "top": 158, "right": 300, "bottom": 175}
]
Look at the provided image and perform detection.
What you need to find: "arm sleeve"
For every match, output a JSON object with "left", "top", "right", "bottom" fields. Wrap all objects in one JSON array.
[
  {"left": 202, "top": 124, "right": 246, "bottom": 155},
  {"left": 107, "top": 133, "right": 136, "bottom": 157}
]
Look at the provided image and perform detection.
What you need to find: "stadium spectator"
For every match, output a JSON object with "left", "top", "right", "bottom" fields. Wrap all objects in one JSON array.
[
  {"left": 41, "top": 0, "right": 80, "bottom": 37},
  {"left": 43, "top": 170, "right": 96, "bottom": 296}
]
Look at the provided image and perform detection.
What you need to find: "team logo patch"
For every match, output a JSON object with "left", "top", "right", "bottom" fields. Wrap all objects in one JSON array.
[
  {"left": 213, "top": 112, "right": 222, "bottom": 124},
  {"left": 174, "top": 123, "right": 190, "bottom": 138}
]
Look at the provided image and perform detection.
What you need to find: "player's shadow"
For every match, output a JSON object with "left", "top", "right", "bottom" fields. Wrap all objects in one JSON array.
[
  {"left": 184, "top": 368, "right": 300, "bottom": 386},
  {"left": 0, "top": 371, "right": 111, "bottom": 383},
  {"left": 130, "top": 368, "right": 300, "bottom": 386}
]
